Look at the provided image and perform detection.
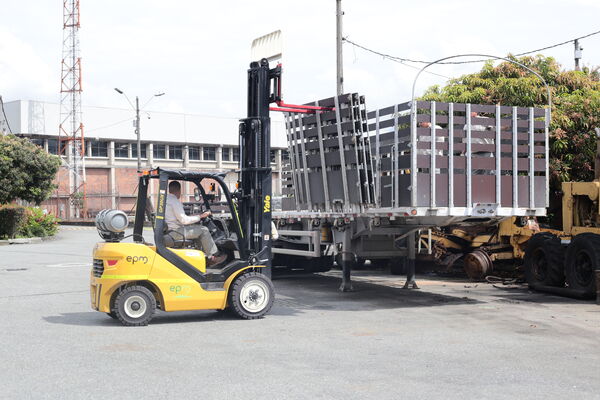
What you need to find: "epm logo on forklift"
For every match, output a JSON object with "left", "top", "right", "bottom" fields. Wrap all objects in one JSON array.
[{"left": 90, "top": 59, "right": 281, "bottom": 326}]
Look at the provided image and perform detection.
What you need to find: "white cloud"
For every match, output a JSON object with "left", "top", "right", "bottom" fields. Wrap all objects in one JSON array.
[
  {"left": 0, "top": 27, "right": 56, "bottom": 101},
  {"left": 1, "top": 0, "right": 599, "bottom": 118}
]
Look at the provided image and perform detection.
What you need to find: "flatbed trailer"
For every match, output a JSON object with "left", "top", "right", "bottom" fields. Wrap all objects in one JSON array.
[{"left": 272, "top": 93, "right": 550, "bottom": 291}]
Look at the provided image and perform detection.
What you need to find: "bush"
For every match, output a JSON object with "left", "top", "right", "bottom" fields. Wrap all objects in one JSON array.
[
  {"left": 18, "top": 207, "right": 59, "bottom": 238},
  {"left": 0, "top": 135, "right": 61, "bottom": 204},
  {"left": 0, "top": 206, "right": 27, "bottom": 239},
  {"left": 419, "top": 55, "right": 600, "bottom": 189}
]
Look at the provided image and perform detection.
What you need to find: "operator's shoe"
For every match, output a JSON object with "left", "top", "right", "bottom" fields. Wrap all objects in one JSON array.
[{"left": 207, "top": 253, "right": 227, "bottom": 267}]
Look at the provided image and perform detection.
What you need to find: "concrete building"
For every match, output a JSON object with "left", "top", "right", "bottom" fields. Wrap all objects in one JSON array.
[{"left": 2, "top": 100, "right": 288, "bottom": 219}]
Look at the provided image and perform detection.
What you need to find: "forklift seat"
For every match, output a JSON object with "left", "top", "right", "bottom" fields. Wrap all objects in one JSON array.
[{"left": 163, "top": 231, "right": 188, "bottom": 249}]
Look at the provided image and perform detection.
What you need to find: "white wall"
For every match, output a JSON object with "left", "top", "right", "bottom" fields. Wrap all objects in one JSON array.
[{"left": 2, "top": 100, "right": 25, "bottom": 133}]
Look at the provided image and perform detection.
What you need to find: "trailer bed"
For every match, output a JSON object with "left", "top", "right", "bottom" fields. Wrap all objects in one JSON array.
[{"left": 281, "top": 94, "right": 549, "bottom": 226}]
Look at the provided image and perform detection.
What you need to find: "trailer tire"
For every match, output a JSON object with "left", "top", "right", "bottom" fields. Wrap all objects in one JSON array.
[
  {"left": 565, "top": 233, "right": 599, "bottom": 298},
  {"left": 228, "top": 272, "right": 275, "bottom": 319},
  {"left": 524, "top": 232, "right": 565, "bottom": 288},
  {"left": 112, "top": 285, "right": 157, "bottom": 326}
]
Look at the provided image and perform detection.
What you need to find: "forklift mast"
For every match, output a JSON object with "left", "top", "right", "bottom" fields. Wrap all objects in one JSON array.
[{"left": 238, "top": 59, "right": 281, "bottom": 266}]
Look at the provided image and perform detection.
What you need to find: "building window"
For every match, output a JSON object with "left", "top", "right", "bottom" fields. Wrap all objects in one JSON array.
[
  {"left": 47, "top": 139, "right": 59, "bottom": 155},
  {"left": 90, "top": 141, "right": 108, "bottom": 157},
  {"left": 153, "top": 144, "right": 166, "bottom": 159},
  {"left": 222, "top": 147, "right": 230, "bottom": 162},
  {"left": 232, "top": 147, "right": 240, "bottom": 162},
  {"left": 114, "top": 143, "right": 129, "bottom": 158},
  {"left": 282, "top": 149, "right": 290, "bottom": 162},
  {"left": 270, "top": 149, "right": 276, "bottom": 163},
  {"left": 169, "top": 145, "right": 183, "bottom": 160},
  {"left": 203, "top": 146, "right": 216, "bottom": 161},
  {"left": 132, "top": 143, "right": 147, "bottom": 159},
  {"left": 189, "top": 146, "right": 201, "bottom": 161},
  {"left": 30, "top": 138, "right": 45, "bottom": 149}
]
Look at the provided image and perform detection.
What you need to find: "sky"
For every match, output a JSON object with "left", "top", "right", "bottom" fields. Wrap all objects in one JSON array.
[{"left": 1, "top": 0, "right": 599, "bottom": 120}]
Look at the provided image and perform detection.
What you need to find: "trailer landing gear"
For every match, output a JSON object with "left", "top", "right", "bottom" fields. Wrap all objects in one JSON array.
[
  {"left": 403, "top": 232, "right": 419, "bottom": 289},
  {"left": 339, "top": 231, "right": 354, "bottom": 292}
]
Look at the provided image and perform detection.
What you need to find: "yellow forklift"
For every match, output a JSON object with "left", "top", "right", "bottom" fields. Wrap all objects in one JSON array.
[{"left": 90, "top": 59, "right": 284, "bottom": 325}]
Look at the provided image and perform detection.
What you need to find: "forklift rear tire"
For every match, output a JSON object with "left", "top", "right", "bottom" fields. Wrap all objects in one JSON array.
[
  {"left": 228, "top": 272, "right": 274, "bottom": 319},
  {"left": 565, "top": 233, "right": 600, "bottom": 298},
  {"left": 112, "top": 285, "right": 157, "bottom": 326},
  {"left": 523, "top": 232, "right": 565, "bottom": 288}
]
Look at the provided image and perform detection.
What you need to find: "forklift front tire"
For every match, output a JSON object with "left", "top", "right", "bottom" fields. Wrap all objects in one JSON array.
[
  {"left": 228, "top": 272, "right": 274, "bottom": 319},
  {"left": 112, "top": 285, "right": 157, "bottom": 326}
]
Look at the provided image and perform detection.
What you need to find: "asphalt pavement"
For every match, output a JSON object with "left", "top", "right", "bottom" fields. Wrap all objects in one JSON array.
[{"left": 1, "top": 227, "right": 599, "bottom": 399}]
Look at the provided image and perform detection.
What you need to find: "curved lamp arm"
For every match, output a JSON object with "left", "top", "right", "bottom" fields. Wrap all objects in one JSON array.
[{"left": 410, "top": 54, "right": 552, "bottom": 120}]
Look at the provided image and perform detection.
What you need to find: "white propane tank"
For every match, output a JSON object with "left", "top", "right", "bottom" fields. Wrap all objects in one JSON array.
[{"left": 95, "top": 209, "right": 129, "bottom": 233}]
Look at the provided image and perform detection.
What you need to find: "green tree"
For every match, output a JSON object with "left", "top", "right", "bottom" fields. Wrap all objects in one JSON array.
[
  {"left": 420, "top": 55, "right": 600, "bottom": 188},
  {"left": 0, "top": 135, "right": 61, "bottom": 204}
]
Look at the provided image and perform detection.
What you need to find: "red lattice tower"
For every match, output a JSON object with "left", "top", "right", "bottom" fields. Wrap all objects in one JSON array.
[{"left": 59, "top": 0, "right": 86, "bottom": 218}]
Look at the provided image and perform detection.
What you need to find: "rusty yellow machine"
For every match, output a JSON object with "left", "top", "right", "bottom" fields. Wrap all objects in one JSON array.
[
  {"left": 425, "top": 129, "right": 600, "bottom": 299},
  {"left": 422, "top": 217, "right": 554, "bottom": 280}
]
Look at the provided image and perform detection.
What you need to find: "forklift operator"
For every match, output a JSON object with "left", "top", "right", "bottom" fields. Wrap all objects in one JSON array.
[{"left": 165, "top": 181, "right": 227, "bottom": 267}]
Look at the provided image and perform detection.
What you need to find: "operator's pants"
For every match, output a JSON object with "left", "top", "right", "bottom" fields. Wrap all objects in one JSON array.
[{"left": 175, "top": 225, "right": 218, "bottom": 257}]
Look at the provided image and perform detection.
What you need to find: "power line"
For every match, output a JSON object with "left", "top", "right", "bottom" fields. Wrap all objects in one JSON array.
[
  {"left": 381, "top": 57, "right": 451, "bottom": 79},
  {"left": 86, "top": 117, "right": 132, "bottom": 133},
  {"left": 344, "top": 40, "right": 451, "bottom": 79},
  {"left": 343, "top": 28, "right": 600, "bottom": 65},
  {"left": 0, "top": 96, "right": 13, "bottom": 134}
]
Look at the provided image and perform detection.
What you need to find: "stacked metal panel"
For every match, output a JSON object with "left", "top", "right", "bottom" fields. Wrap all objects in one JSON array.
[
  {"left": 282, "top": 96, "right": 549, "bottom": 217},
  {"left": 281, "top": 93, "right": 374, "bottom": 212},
  {"left": 366, "top": 101, "right": 550, "bottom": 213}
]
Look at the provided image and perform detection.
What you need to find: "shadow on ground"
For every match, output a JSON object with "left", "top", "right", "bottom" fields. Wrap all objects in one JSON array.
[
  {"left": 43, "top": 309, "right": 242, "bottom": 327},
  {"left": 490, "top": 289, "right": 596, "bottom": 305},
  {"left": 45, "top": 272, "right": 593, "bottom": 327},
  {"left": 272, "top": 273, "right": 481, "bottom": 314}
]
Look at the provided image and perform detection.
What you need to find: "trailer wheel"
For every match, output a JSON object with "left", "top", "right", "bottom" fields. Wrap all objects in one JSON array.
[
  {"left": 524, "top": 233, "right": 565, "bottom": 288},
  {"left": 565, "top": 233, "right": 599, "bottom": 297},
  {"left": 112, "top": 285, "right": 157, "bottom": 326},
  {"left": 228, "top": 272, "right": 275, "bottom": 319}
]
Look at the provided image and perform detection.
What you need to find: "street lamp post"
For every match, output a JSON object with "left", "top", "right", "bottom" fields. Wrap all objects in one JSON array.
[
  {"left": 114, "top": 88, "right": 164, "bottom": 172},
  {"left": 135, "top": 96, "right": 141, "bottom": 171}
]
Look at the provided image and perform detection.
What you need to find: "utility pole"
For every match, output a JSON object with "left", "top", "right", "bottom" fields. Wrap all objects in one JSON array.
[
  {"left": 574, "top": 39, "right": 583, "bottom": 71},
  {"left": 336, "top": 0, "right": 344, "bottom": 95},
  {"left": 115, "top": 89, "right": 164, "bottom": 172},
  {"left": 135, "top": 96, "right": 141, "bottom": 171}
]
